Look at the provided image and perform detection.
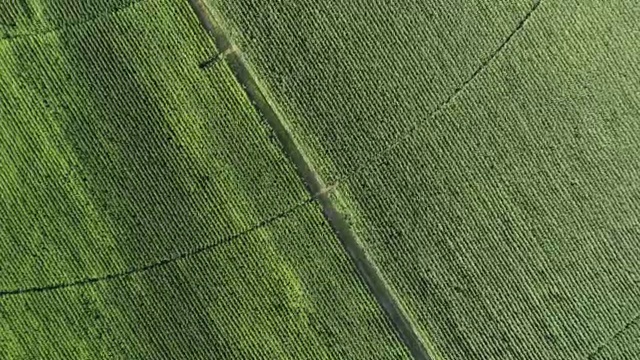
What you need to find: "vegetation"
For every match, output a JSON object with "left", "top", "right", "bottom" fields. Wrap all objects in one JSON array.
[
  {"left": 207, "top": 0, "right": 640, "bottom": 359},
  {"left": 2, "top": 0, "right": 639, "bottom": 359},
  {"left": 0, "top": 0, "right": 409, "bottom": 358}
]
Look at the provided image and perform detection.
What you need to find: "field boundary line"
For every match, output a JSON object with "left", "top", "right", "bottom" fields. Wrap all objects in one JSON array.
[
  {"left": 0, "top": 198, "right": 315, "bottom": 298},
  {"left": 188, "top": 1, "right": 433, "bottom": 359}
]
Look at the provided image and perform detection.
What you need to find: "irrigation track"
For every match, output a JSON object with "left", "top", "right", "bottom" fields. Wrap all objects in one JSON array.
[
  {"left": 0, "top": 2, "right": 542, "bottom": 356},
  {"left": 587, "top": 310, "right": 640, "bottom": 359},
  {"left": 0, "top": 197, "right": 316, "bottom": 298},
  {"left": 332, "top": 0, "right": 542, "bottom": 186},
  {"left": 187, "top": 0, "right": 542, "bottom": 359}
]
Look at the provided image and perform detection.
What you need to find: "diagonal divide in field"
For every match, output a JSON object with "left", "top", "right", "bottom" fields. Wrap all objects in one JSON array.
[
  {"left": 587, "top": 310, "right": 640, "bottom": 359},
  {"left": 0, "top": 2, "right": 543, "bottom": 357},
  {"left": 188, "top": 0, "right": 543, "bottom": 359},
  {"left": 186, "top": 1, "right": 432, "bottom": 358}
]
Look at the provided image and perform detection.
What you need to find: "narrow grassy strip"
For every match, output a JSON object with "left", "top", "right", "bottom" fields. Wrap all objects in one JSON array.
[{"left": 187, "top": 1, "right": 432, "bottom": 359}]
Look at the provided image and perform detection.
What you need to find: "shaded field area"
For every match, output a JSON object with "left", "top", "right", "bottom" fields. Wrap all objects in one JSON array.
[
  {"left": 0, "top": 0, "right": 411, "bottom": 358},
  {"left": 206, "top": 0, "right": 640, "bottom": 359}
]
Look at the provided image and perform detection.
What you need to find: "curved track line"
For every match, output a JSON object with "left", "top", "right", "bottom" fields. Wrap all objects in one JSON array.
[
  {"left": 587, "top": 310, "right": 640, "bottom": 359},
  {"left": 333, "top": 0, "right": 542, "bottom": 187},
  {"left": 0, "top": 197, "right": 316, "bottom": 298}
]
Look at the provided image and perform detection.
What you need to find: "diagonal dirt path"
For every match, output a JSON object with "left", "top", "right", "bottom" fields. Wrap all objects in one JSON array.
[
  {"left": 186, "top": 1, "right": 432, "bottom": 358},
  {"left": 187, "top": 0, "right": 543, "bottom": 359}
]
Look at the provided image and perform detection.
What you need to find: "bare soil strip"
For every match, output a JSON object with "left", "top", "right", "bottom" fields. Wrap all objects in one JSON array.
[{"left": 186, "top": 1, "right": 433, "bottom": 359}]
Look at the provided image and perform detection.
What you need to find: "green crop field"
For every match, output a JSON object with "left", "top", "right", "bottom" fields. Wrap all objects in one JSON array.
[
  {"left": 0, "top": 0, "right": 410, "bottom": 358},
  {"left": 2, "top": 0, "right": 640, "bottom": 359}
]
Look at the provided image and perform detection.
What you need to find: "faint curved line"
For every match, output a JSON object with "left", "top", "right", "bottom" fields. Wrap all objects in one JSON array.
[
  {"left": 0, "top": 197, "right": 316, "bottom": 298},
  {"left": 1, "top": 0, "right": 147, "bottom": 41},
  {"left": 331, "top": 0, "right": 542, "bottom": 187},
  {"left": 587, "top": 310, "right": 640, "bottom": 359}
]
